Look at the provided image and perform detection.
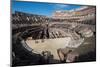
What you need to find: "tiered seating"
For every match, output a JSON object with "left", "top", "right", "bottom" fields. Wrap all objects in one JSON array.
[{"left": 13, "top": 11, "right": 50, "bottom": 24}]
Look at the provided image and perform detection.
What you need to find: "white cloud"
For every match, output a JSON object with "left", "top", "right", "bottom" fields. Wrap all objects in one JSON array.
[
  {"left": 55, "top": 4, "right": 69, "bottom": 8},
  {"left": 53, "top": 4, "right": 69, "bottom": 11},
  {"left": 70, "top": 6, "right": 88, "bottom": 11}
]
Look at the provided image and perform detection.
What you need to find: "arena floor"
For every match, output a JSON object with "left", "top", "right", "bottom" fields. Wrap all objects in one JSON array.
[
  {"left": 25, "top": 35, "right": 95, "bottom": 61},
  {"left": 26, "top": 37, "right": 71, "bottom": 60}
]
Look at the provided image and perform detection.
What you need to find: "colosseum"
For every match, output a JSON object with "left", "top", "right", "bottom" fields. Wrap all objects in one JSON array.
[{"left": 12, "top": 5, "right": 96, "bottom": 66}]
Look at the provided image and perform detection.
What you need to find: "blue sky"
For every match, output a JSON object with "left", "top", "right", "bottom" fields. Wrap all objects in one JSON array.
[{"left": 12, "top": 1, "right": 83, "bottom": 17}]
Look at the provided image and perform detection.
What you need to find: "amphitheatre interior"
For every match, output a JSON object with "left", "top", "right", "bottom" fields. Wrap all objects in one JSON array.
[{"left": 12, "top": 3, "right": 96, "bottom": 66}]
